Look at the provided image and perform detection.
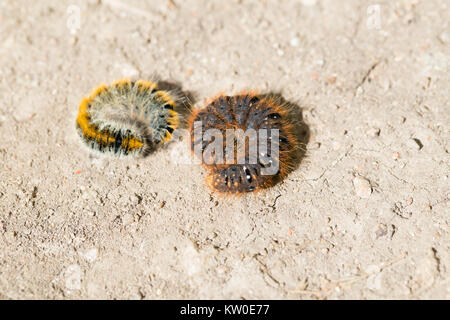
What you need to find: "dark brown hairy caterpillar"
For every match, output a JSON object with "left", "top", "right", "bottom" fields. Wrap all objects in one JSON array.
[{"left": 188, "top": 93, "right": 303, "bottom": 194}]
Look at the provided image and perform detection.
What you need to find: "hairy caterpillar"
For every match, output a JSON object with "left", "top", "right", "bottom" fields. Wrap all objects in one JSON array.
[
  {"left": 76, "top": 78, "right": 179, "bottom": 157},
  {"left": 189, "top": 93, "right": 300, "bottom": 193}
]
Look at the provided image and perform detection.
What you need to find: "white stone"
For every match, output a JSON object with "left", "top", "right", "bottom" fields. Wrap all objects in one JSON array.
[
  {"left": 182, "top": 243, "right": 202, "bottom": 276},
  {"left": 83, "top": 248, "right": 98, "bottom": 262},
  {"left": 301, "top": 0, "right": 317, "bottom": 6},
  {"left": 65, "top": 264, "right": 82, "bottom": 290},
  {"left": 290, "top": 37, "right": 300, "bottom": 47},
  {"left": 353, "top": 176, "right": 372, "bottom": 198},
  {"left": 365, "top": 265, "right": 382, "bottom": 291},
  {"left": 122, "top": 213, "right": 135, "bottom": 225},
  {"left": 438, "top": 32, "right": 450, "bottom": 44}
]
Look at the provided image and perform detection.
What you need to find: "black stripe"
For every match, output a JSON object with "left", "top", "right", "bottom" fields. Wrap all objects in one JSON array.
[{"left": 114, "top": 131, "right": 123, "bottom": 154}]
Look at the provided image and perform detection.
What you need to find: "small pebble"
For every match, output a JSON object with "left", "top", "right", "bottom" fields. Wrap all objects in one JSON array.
[
  {"left": 332, "top": 141, "right": 341, "bottom": 150},
  {"left": 367, "top": 128, "right": 381, "bottom": 137},
  {"left": 375, "top": 224, "right": 388, "bottom": 238},
  {"left": 392, "top": 152, "right": 401, "bottom": 160},
  {"left": 353, "top": 176, "right": 372, "bottom": 199},
  {"left": 326, "top": 76, "right": 337, "bottom": 84},
  {"left": 65, "top": 264, "right": 82, "bottom": 291},
  {"left": 290, "top": 37, "right": 300, "bottom": 47},
  {"left": 407, "top": 138, "right": 423, "bottom": 150},
  {"left": 438, "top": 32, "right": 449, "bottom": 44},
  {"left": 356, "top": 86, "right": 364, "bottom": 95},
  {"left": 216, "top": 266, "right": 228, "bottom": 274},
  {"left": 398, "top": 116, "right": 406, "bottom": 124},
  {"left": 122, "top": 213, "right": 134, "bottom": 225},
  {"left": 118, "top": 62, "right": 139, "bottom": 78},
  {"left": 301, "top": 0, "right": 317, "bottom": 5},
  {"left": 83, "top": 248, "right": 98, "bottom": 262}
]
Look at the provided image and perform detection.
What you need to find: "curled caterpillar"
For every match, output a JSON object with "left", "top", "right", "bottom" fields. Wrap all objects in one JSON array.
[
  {"left": 76, "top": 78, "right": 179, "bottom": 157},
  {"left": 188, "top": 93, "right": 300, "bottom": 193}
]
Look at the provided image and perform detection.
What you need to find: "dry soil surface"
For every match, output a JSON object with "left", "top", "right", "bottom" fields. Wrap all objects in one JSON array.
[{"left": 0, "top": 0, "right": 449, "bottom": 299}]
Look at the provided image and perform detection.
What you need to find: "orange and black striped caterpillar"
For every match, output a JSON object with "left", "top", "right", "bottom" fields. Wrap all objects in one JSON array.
[{"left": 76, "top": 78, "right": 179, "bottom": 157}]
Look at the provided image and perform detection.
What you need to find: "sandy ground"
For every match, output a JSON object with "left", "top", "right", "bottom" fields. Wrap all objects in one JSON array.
[{"left": 0, "top": 0, "right": 449, "bottom": 299}]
